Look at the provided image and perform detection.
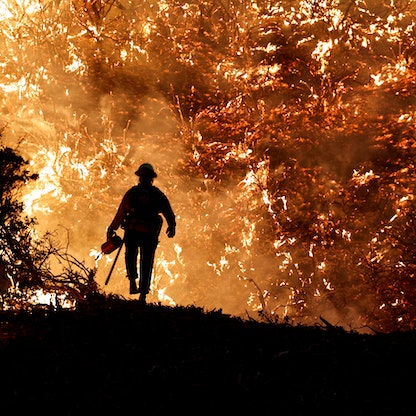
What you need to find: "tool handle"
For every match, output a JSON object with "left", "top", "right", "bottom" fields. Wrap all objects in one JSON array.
[{"left": 104, "top": 241, "right": 124, "bottom": 285}]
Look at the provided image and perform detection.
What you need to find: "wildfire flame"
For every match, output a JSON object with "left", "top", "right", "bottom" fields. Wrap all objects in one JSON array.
[{"left": 0, "top": 0, "right": 414, "bottom": 331}]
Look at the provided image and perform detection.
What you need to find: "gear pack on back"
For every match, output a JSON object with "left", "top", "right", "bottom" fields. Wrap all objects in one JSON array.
[{"left": 124, "top": 185, "right": 163, "bottom": 234}]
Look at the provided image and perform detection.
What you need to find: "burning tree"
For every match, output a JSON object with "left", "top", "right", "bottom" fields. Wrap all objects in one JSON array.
[
  {"left": 0, "top": 134, "right": 98, "bottom": 309},
  {"left": 0, "top": 0, "right": 415, "bottom": 331},
  {"left": 0, "top": 136, "right": 40, "bottom": 290}
]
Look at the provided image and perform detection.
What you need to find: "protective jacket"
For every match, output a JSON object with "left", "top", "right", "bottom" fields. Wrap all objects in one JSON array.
[{"left": 109, "top": 184, "right": 176, "bottom": 236}]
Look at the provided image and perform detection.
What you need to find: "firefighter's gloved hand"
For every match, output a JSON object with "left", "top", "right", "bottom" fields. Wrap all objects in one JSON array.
[
  {"left": 166, "top": 225, "right": 176, "bottom": 238},
  {"left": 107, "top": 228, "right": 115, "bottom": 241}
]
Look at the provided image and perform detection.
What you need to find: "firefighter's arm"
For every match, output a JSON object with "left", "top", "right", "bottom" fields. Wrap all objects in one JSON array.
[
  {"left": 162, "top": 197, "right": 176, "bottom": 238},
  {"left": 107, "top": 195, "right": 129, "bottom": 239}
]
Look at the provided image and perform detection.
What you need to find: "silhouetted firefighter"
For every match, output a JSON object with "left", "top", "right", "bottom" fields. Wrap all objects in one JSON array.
[{"left": 106, "top": 163, "right": 176, "bottom": 304}]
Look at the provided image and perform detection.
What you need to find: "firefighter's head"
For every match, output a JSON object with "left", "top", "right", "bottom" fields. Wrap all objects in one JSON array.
[{"left": 135, "top": 163, "right": 157, "bottom": 182}]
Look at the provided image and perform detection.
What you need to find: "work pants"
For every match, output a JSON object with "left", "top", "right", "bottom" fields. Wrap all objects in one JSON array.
[{"left": 124, "top": 230, "right": 158, "bottom": 294}]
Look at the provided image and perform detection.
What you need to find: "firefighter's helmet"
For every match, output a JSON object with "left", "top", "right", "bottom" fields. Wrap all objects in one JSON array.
[{"left": 135, "top": 163, "right": 157, "bottom": 178}]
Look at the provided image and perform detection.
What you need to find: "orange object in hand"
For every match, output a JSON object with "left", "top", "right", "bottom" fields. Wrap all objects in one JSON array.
[{"left": 101, "top": 235, "right": 123, "bottom": 255}]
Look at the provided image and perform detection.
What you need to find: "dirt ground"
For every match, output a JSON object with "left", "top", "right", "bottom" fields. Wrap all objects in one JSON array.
[{"left": 1, "top": 296, "right": 415, "bottom": 415}]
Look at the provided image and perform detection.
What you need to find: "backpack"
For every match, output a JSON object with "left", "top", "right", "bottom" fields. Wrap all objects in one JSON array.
[{"left": 124, "top": 185, "right": 162, "bottom": 234}]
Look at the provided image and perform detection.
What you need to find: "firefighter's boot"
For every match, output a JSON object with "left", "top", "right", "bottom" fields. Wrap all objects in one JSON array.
[{"left": 129, "top": 279, "right": 138, "bottom": 294}]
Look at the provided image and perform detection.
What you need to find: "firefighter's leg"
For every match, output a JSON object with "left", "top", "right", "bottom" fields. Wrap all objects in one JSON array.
[
  {"left": 124, "top": 235, "right": 139, "bottom": 294},
  {"left": 138, "top": 241, "right": 157, "bottom": 297}
]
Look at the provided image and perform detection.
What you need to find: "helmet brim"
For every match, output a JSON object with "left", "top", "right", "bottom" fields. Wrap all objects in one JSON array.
[{"left": 135, "top": 169, "right": 157, "bottom": 178}]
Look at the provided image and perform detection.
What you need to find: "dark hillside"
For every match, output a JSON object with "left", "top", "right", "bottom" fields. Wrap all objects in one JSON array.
[{"left": 1, "top": 299, "right": 415, "bottom": 415}]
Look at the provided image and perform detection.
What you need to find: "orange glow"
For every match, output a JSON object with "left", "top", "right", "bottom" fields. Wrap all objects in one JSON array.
[{"left": 0, "top": 0, "right": 415, "bottom": 332}]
